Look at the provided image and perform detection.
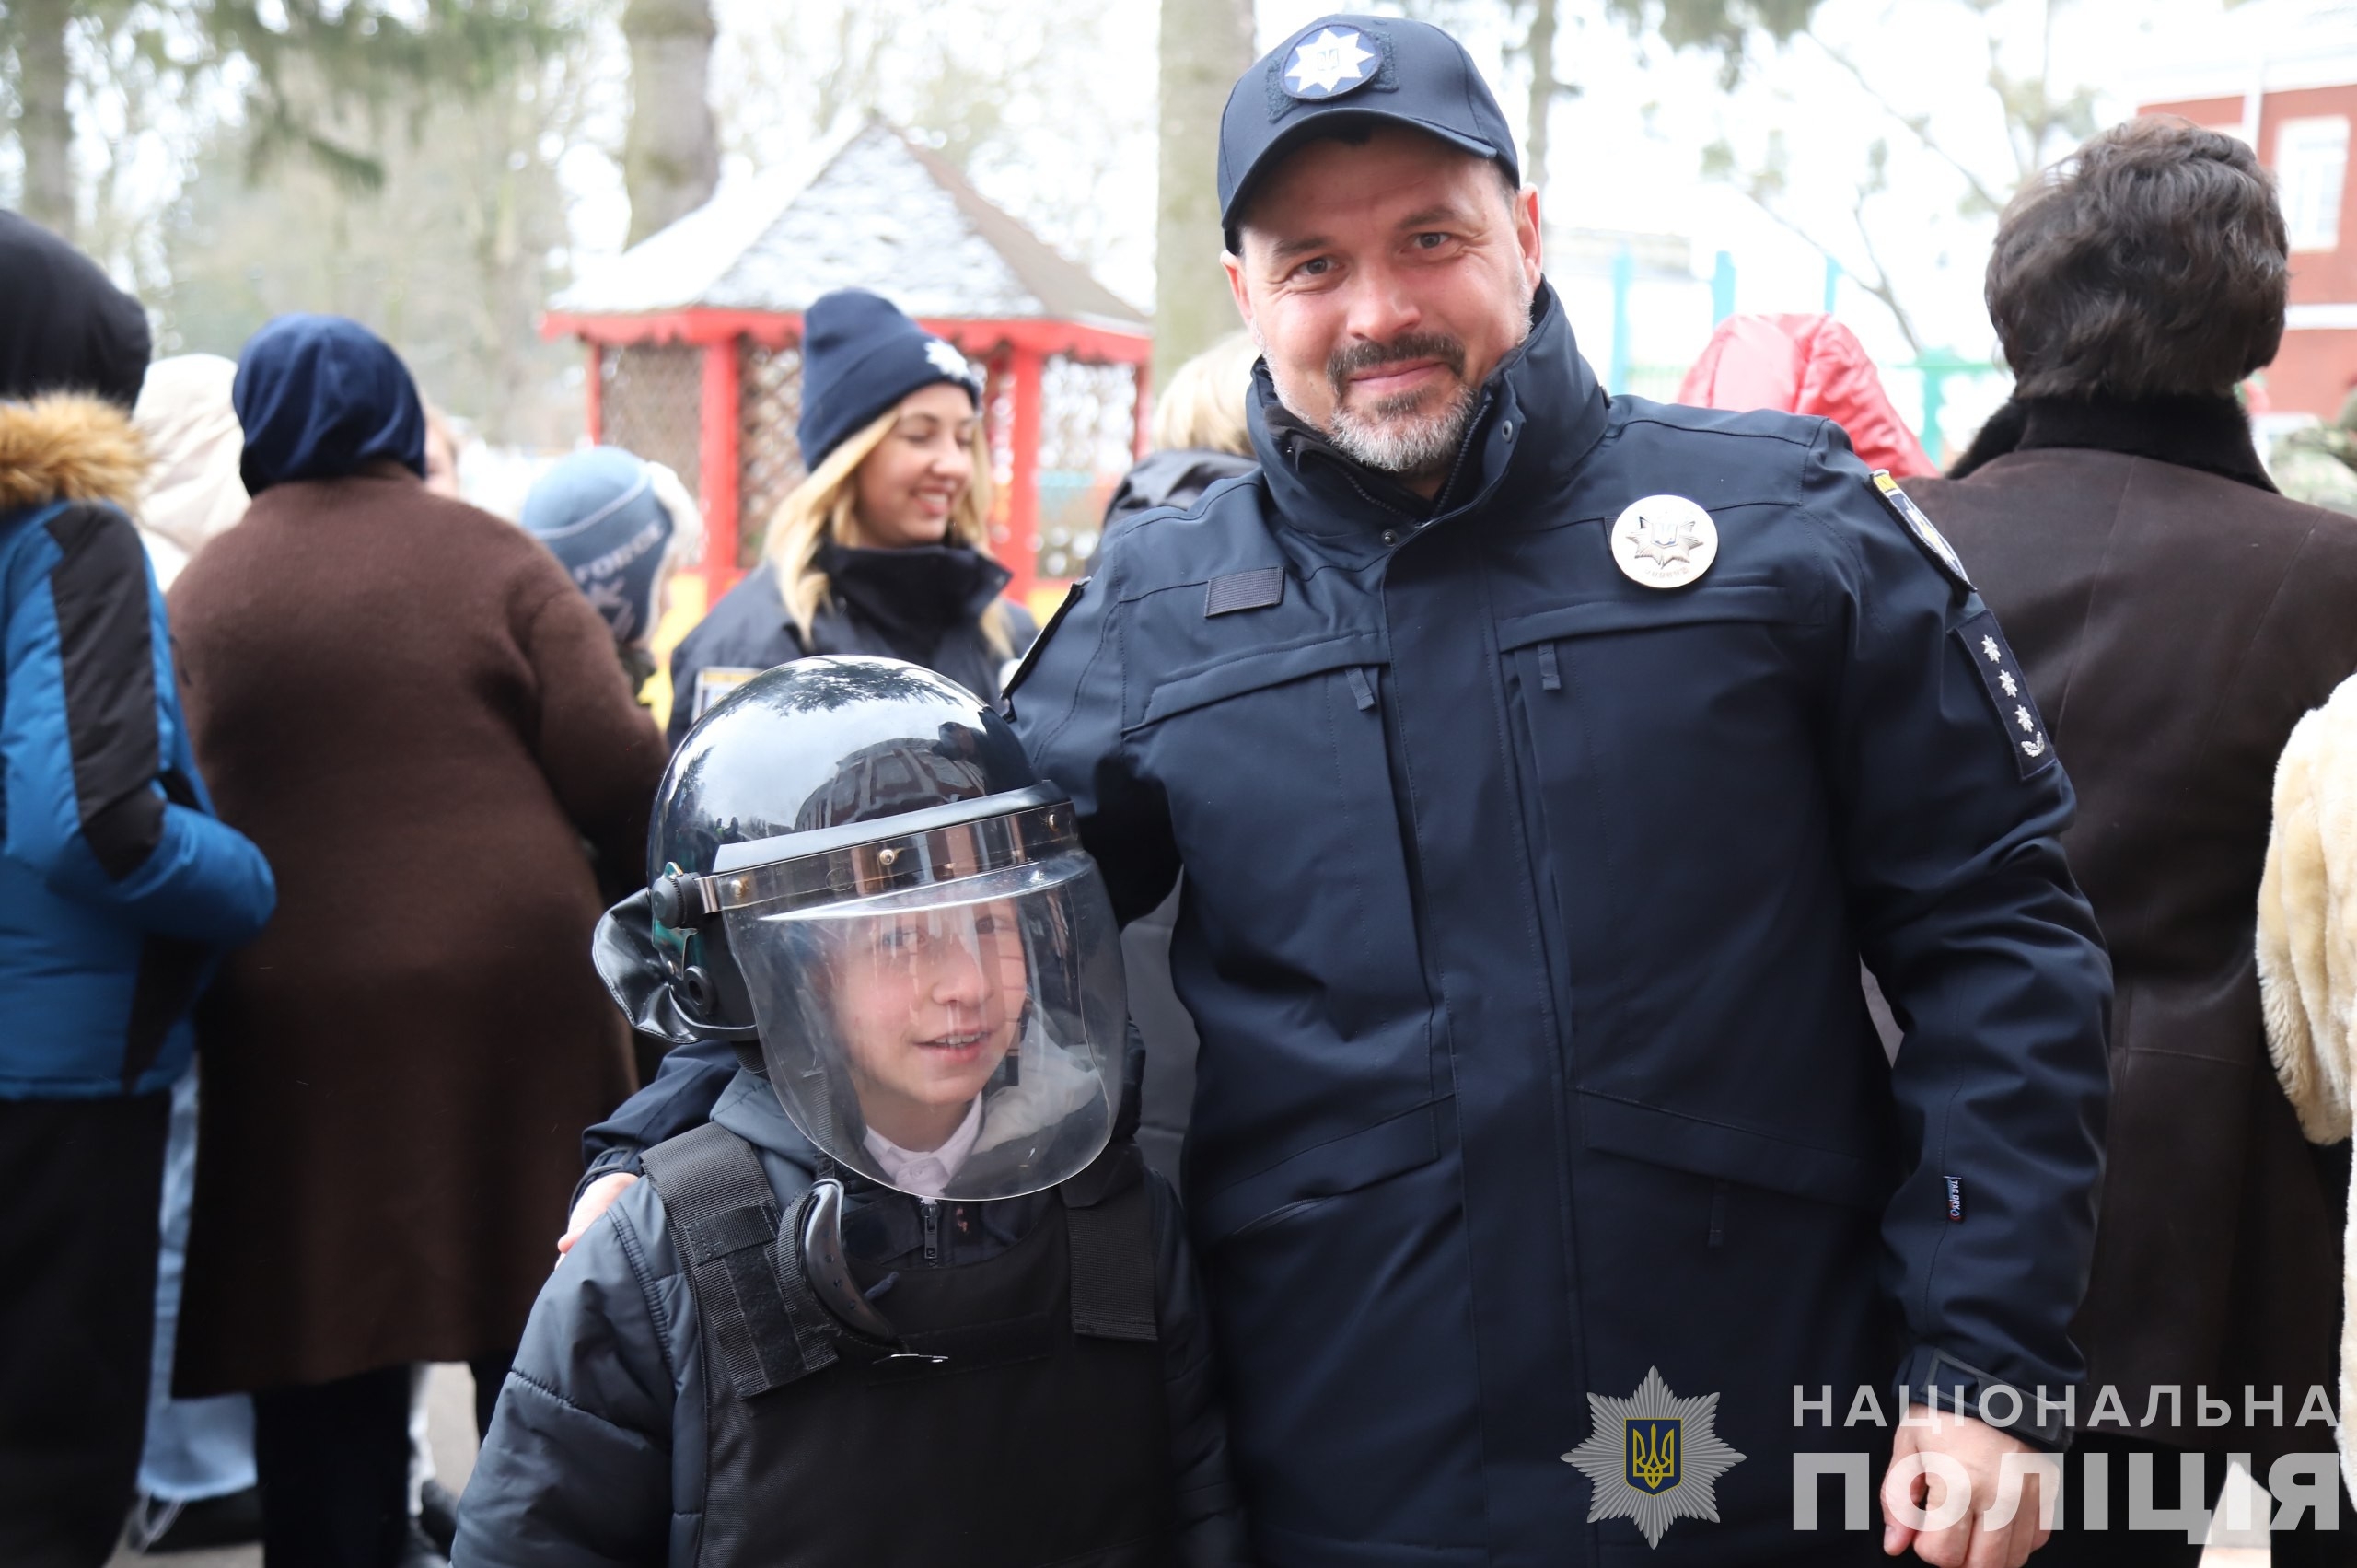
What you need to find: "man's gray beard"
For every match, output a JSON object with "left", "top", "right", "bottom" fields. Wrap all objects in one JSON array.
[{"left": 1326, "top": 380, "right": 1480, "bottom": 480}]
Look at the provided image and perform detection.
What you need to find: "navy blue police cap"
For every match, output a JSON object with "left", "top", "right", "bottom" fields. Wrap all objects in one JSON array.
[{"left": 1217, "top": 14, "right": 1520, "bottom": 243}]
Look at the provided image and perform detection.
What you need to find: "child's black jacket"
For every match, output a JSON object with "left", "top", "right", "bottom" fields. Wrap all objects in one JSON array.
[{"left": 454, "top": 1069, "right": 1247, "bottom": 1566}]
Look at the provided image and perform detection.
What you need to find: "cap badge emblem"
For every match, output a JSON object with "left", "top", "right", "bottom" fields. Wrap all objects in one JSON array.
[
  {"left": 1284, "top": 27, "right": 1376, "bottom": 99},
  {"left": 1610, "top": 494, "right": 1718, "bottom": 589}
]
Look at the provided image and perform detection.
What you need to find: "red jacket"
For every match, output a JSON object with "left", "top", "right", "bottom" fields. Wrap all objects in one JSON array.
[{"left": 1678, "top": 313, "right": 1935, "bottom": 477}]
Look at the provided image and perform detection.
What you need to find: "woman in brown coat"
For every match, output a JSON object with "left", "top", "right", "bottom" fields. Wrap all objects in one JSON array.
[
  {"left": 1911, "top": 121, "right": 2357, "bottom": 1563},
  {"left": 168, "top": 315, "right": 666, "bottom": 1568}
]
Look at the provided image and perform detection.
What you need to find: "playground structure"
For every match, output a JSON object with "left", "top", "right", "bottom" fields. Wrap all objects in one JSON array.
[
  {"left": 1554, "top": 226, "right": 2006, "bottom": 463},
  {"left": 543, "top": 121, "right": 1152, "bottom": 610}
]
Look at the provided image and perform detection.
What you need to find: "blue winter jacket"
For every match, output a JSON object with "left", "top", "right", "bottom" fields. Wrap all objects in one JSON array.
[
  {"left": 458, "top": 1069, "right": 1247, "bottom": 1566},
  {"left": 0, "top": 394, "right": 276, "bottom": 1098}
]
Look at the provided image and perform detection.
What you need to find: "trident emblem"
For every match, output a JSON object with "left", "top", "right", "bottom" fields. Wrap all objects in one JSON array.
[{"left": 1626, "top": 1417, "right": 1680, "bottom": 1495}]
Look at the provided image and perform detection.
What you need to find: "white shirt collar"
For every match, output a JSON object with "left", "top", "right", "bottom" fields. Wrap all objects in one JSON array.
[{"left": 861, "top": 1097, "right": 983, "bottom": 1199}]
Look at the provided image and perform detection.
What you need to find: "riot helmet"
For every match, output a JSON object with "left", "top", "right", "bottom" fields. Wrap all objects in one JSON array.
[{"left": 604, "top": 656, "right": 1124, "bottom": 1202}]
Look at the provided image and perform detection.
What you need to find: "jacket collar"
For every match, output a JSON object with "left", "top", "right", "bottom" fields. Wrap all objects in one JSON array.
[
  {"left": 815, "top": 540, "right": 1009, "bottom": 645},
  {"left": 2012, "top": 394, "right": 2278, "bottom": 494},
  {"left": 0, "top": 394, "right": 146, "bottom": 513},
  {"left": 1247, "top": 280, "right": 1610, "bottom": 557}
]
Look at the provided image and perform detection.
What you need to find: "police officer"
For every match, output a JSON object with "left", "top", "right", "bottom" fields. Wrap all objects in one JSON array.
[
  {"left": 562, "top": 16, "right": 2111, "bottom": 1565},
  {"left": 1006, "top": 16, "right": 2109, "bottom": 1568}
]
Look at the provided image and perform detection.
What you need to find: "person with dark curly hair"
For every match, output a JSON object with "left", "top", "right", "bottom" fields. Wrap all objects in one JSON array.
[{"left": 1911, "top": 116, "right": 2357, "bottom": 1563}]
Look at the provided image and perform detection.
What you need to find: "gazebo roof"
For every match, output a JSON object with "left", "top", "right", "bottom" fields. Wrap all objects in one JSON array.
[{"left": 552, "top": 122, "right": 1147, "bottom": 331}]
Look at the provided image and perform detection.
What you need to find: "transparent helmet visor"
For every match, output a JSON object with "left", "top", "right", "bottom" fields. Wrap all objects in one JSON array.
[{"left": 724, "top": 848, "right": 1123, "bottom": 1200}]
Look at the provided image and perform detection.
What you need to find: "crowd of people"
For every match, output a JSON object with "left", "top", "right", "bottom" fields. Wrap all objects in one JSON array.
[{"left": 6, "top": 10, "right": 2357, "bottom": 1568}]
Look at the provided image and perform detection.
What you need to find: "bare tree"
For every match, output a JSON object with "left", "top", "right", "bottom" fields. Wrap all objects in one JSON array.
[
  {"left": 1702, "top": 0, "right": 2097, "bottom": 349},
  {"left": 1155, "top": 0, "right": 1255, "bottom": 385},
  {"left": 9, "top": 0, "right": 74, "bottom": 236},
  {"left": 1805, "top": 0, "right": 2095, "bottom": 214},
  {"left": 1422, "top": 0, "right": 1825, "bottom": 198},
  {"left": 620, "top": 0, "right": 716, "bottom": 244},
  {"left": 1703, "top": 130, "right": 1928, "bottom": 353},
  {"left": 2, "top": 0, "right": 555, "bottom": 245}
]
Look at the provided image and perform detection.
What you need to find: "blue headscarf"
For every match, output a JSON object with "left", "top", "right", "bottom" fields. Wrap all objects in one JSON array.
[{"left": 232, "top": 314, "right": 426, "bottom": 495}]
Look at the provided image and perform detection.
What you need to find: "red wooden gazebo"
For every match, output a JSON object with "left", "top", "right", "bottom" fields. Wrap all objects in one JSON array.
[{"left": 542, "top": 121, "right": 1153, "bottom": 610}]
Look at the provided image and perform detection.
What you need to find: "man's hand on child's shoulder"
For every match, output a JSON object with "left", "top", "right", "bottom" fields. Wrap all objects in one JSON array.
[{"left": 557, "top": 1171, "right": 638, "bottom": 1260}]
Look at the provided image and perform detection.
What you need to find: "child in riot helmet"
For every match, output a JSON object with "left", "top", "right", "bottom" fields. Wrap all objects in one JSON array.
[{"left": 453, "top": 656, "right": 1245, "bottom": 1568}]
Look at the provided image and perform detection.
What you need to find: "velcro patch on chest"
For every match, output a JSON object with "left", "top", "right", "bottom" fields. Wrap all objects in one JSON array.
[
  {"left": 1205, "top": 566, "right": 1285, "bottom": 617},
  {"left": 1956, "top": 610, "right": 2056, "bottom": 779}
]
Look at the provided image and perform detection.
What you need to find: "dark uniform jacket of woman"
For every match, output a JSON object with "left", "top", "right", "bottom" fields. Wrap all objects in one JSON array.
[
  {"left": 665, "top": 542, "right": 1039, "bottom": 748},
  {"left": 1912, "top": 398, "right": 2357, "bottom": 1463},
  {"left": 168, "top": 472, "right": 668, "bottom": 1392}
]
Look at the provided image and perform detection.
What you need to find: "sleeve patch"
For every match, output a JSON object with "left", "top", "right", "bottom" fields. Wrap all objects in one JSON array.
[
  {"left": 1872, "top": 470, "right": 1972, "bottom": 593},
  {"left": 1955, "top": 610, "right": 2056, "bottom": 779}
]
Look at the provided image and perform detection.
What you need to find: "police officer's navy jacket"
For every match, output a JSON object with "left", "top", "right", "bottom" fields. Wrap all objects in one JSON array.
[
  {"left": 0, "top": 393, "right": 275, "bottom": 1098},
  {"left": 457, "top": 1069, "right": 1247, "bottom": 1567},
  {"left": 1003, "top": 282, "right": 2112, "bottom": 1564}
]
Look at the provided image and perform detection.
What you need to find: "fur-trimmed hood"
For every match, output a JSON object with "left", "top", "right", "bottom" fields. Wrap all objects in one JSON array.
[{"left": 0, "top": 394, "right": 147, "bottom": 514}]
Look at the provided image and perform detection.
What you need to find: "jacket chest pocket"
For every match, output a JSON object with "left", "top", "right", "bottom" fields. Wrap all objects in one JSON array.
[
  {"left": 1125, "top": 635, "right": 1438, "bottom": 1164},
  {"left": 1499, "top": 584, "right": 1856, "bottom": 1107}
]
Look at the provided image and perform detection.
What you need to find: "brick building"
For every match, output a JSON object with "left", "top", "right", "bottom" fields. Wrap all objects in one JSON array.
[{"left": 2135, "top": 0, "right": 2357, "bottom": 418}]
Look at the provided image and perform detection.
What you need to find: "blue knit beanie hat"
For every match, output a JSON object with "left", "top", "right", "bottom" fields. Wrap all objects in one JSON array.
[
  {"left": 519, "top": 446, "right": 677, "bottom": 645},
  {"left": 795, "top": 290, "right": 983, "bottom": 471}
]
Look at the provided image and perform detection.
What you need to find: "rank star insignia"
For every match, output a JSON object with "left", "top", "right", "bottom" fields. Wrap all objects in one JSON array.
[
  {"left": 1956, "top": 609, "right": 2057, "bottom": 781},
  {"left": 1283, "top": 27, "right": 1376, "bottom": 97},
  {"left": 1610, "top": 494, "right": 1719, "bottom": 590},
  {"left": 1563, "top": 1367, "right": 1745, "bottom": 1548}
]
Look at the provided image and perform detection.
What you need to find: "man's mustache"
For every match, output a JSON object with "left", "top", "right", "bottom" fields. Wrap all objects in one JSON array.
[{"left": 1328, "top": 333, "right": 1468, "bottom": 398}]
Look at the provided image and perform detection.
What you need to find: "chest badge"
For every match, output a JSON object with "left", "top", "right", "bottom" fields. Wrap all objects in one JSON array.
[{"left": 1610, "top": 494, "right": 1718, "bottom": 590}]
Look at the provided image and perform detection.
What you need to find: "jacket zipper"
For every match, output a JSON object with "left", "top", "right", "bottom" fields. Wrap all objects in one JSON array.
[
  {"left": 920, "top": 1198, "right": 941, "bottom": 1265},
  {"left": 1293, "top": 391, "right": 1499, "bottom": 533},
  {"left": 1430, "top": 392, "right": 1495, "bottom": 513}
]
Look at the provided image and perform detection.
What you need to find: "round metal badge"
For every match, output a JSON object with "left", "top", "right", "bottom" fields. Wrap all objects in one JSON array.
[{"left": 1610, "top": 494, "right": 1718, "bottom": 590}]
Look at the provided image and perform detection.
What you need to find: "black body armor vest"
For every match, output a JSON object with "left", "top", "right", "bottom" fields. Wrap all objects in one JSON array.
[{"left": 641, "top": 1124, "right": 1174, "bottom": 1568}]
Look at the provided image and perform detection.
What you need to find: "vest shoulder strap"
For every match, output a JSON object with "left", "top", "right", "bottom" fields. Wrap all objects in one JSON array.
[
  {"left": 641, "top": 1123, "right": 833, "bottom": 1397},
  {"left": 1060, "top": 1142, "right": 1159, "bottom": 1343}
]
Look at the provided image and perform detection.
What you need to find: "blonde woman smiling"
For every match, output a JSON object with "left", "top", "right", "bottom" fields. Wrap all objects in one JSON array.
[{"left": 664, "top": 290, "right": 1036, "bottom": 746}]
